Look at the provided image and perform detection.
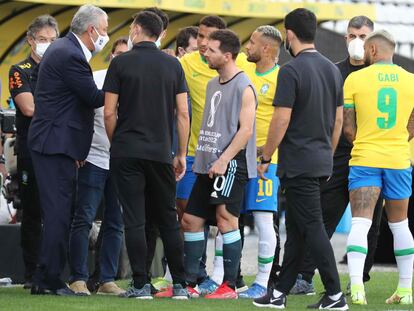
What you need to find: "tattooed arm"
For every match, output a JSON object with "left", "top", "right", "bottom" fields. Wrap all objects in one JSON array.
[
  {"left": 407, "top": 108, "right": 414, "bottom": 141},
  {"left": 343, "top": 106, "right": 357, "bottom": 144}
]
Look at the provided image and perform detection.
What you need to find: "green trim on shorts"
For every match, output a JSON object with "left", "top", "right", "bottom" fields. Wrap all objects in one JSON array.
[
  {"left": 394, "top": 248, "right": 414, "bottom": 256},
  {"left": 258, "top": 256, "right": 274, "bottom": 264},
  {"left": 344, "top": 103, "right": 355, "bottom": 109},
  {"left": 347, "top": 245, "right": 368, "bottom": 254}
]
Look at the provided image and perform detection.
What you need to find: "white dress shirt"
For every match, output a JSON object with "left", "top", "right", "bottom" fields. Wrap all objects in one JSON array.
[{"left": 73, "top": 32, "right": 92, "bottom": 63}]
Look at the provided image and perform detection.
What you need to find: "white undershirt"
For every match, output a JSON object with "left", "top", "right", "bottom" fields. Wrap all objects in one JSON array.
[{"left": 73, "top": 32, "right": 92, "bottom": 63}]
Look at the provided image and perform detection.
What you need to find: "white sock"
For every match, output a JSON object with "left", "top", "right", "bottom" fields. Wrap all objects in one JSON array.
[
  {"left": 329, "top": 292, "right": 343, "bottom": 301},
  {"left": 347, "top": 217, "right": 372, "bottom": 286},
  {"left": 164, "top": 264, "right": 172, "bottom": 282},
  {"left": 254, "top": 211, "right": 276, "bottom": 288},
  {"left": 211, "top": 231, "right": 224, "bottom": 285},
  {"left": 388, "top": 219, "right": 414, "bottom": 289},
  {"left": 273, "top": 288, "right": 283, "bottom": 298}
]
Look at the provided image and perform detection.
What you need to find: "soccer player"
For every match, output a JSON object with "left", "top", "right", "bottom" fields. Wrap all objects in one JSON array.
[
  {"left": 344, "top": 30, "right": 414, "bottom": 306},
  {"left": 238, "top": 25, "right": 282, "bottom": 299},
  {"left": 253, "top": 9, "right": 347, "bottom": 310},
  {"left": 177, "top": 15, "right": 253, "bottom": 294},
  {"left": 181, "top": 29, "right": 257, "bottom": 299}
]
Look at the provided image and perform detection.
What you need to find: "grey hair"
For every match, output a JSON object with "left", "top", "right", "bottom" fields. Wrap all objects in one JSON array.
[
  {"left": 365, "top": 29, "right": 396, "bottom": 49},
  {"left": 70, "top": 4, "right": 107, "bottom": 35},
  {"left": 256, "top": 25, "right": 283, "bottom": 44},
  {"left": 347, "top": 16, "right": 374, "bottom": 31},
  {"left": 27, "top": 15, "right": 59, "bottom": 38}
]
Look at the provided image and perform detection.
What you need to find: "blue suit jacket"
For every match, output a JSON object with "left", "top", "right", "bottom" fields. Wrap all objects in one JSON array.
[{"left": 28, "top": 32, "right": 103, "bottom": 160}]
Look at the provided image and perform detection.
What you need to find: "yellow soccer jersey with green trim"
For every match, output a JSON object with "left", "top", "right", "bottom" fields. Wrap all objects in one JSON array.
[
  {"left": 248, "top": 65, "right": 279, "bottom": 164},
  {"left": 180, "top": 51, "right": 255, "bottom": 157},
  {"left": 344, "top": 63, "right": 414, "bottom": 169}
]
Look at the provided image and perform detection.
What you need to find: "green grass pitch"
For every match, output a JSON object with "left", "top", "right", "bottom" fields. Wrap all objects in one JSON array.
[{"left": 0, "top": 272, "right": 411, "bottom": 310}]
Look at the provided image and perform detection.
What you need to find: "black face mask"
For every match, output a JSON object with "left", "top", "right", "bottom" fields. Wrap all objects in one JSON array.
[{"left": 284, "top": 39, "right": 295, "bottom": 58}]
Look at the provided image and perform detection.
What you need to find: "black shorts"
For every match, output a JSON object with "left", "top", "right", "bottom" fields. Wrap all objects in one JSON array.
[{"left": 186, "top": 151, "right": 249, "bottom": 224}]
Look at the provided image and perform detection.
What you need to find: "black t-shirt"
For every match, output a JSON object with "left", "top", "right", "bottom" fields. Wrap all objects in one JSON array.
[
  {"left": 273, "top": 51, "right": 343, "bottom": 179},
  {"left": 334, "top": 57, "right": 365, "bottom": 159},
  {"left": 9, "top": 56, "right": 39, "bottom": 158},
  {"left": 103, "top": 41, "right": 188, "bottom": 164}
]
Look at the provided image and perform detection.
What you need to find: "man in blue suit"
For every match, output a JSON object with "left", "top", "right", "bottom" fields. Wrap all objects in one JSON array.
[{"left": 28, "top": 4, "right": 109, "bottom": 296}]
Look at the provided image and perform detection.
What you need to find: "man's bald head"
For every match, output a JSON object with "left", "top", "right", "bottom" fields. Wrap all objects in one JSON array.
[{"left": 363, "top": 30, "right": 395, "bottom": 66}]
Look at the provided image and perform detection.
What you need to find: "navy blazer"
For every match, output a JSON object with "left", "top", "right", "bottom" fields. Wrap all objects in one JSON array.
[{"left": 28, "top": 32, "right": 104, "bottom": 160}]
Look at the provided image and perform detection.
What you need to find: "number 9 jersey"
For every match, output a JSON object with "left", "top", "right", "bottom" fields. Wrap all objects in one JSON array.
[{"left": 344, "top": 63, "right": 414, "bottom": 169}]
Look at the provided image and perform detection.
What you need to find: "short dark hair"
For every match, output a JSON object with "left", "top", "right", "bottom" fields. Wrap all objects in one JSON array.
[
  {"left": 132, "top": 11, "right": 163, "bottom": 39},
  {"left": 175, "top": 26, "right": 198, "bottom": 54},
  {"left": 284, "top": 8, "right": 317, "bottom": 43},
  {"left": 27, "top": 14, "right": 59, "bottom": 38},
  {"left": 111, "top": 36, "right": 128, "bottom": 53},
  {"left": 143, "top": 7, "right": 169, "bottom": 30},
  {"left": 199, "top": 15, "right": 226, "bottom": 30},
  {"left": 209, "top": 29, "right": 240, "bottom": 60},
  {"left": 348, "top": 15, "right": 374, "bottom": 31}
]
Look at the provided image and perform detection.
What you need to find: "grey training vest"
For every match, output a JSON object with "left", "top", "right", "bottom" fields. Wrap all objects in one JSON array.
[{"left": 193, "top": 71, "right": 257, "bottom": 178}]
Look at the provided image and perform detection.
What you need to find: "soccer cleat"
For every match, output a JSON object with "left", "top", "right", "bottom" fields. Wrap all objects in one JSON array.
[
  {"left": 187, "top": 285, "right": 200, "bottom": 298},
  {"left": 205, "top": 282, "right": 238, "bottom": 299},
  {"left": 350, "top": 284, "right": 367, "bottom": 305},
  {"left": 121, "top": 283, "right": 153, "bottom": 299},
  {"left": 198, "top": 277, "right": 219, "bottom": 295},
  {"left": 239, "top": 283, "right": 267, "bottom": 299},
  {"left": 172, "top": 284, "right": 189, "bottom": 300},
  {"left": 154, "top": 285, "right": 173, "bottom": 298},
  {"left": 290, "top": 274, "right": 315, "bottom": 295},
  {"left": 253, "top": 290, "right": 286, "bottom": 309},
  {"left": 307, "top": 293, "right": 349, "bottom": 310},
  {"left": 153, "top": 278, "right": 171, "bottom": 291},
  {"left": 385, "top": 288, "right": 412, "bottom": 305}
]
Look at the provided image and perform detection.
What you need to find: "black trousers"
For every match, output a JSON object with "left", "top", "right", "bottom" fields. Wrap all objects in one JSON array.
[
  {"left": 31, "top": 151, "right": 76, "bottom": 289},
  {"left": 111, "top": 158, "right": 185, "bottom": 287},
  {"left": 18, "top": 156, "right": 41, "bottom": 282},
  {"left": 274, "top": 177, "right": 341, "bottom": 295},
  {"left": 299, "top": 154, "right": 383, "bottom": 283}
]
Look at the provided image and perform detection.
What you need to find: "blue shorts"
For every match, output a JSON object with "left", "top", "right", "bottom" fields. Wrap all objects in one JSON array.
[
  {"left": 242, "top": 164, "right": 279, "bottom": 213},
  {"left": 349, "top": 166, "right": 412, "bottom": 200},
  {"left": 176, "top": 156, "right": 196, "bottom": 200}
]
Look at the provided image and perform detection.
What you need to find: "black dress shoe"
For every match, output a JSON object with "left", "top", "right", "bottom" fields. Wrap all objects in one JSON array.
[
  {"left": 54, "top": 287, "right": 79, "bottom": 296},
  {"left": 31, "top": 285, "right": 52, "bottom": 295},
  {"left": 23, "top": 281, "right": 33, "bottom": 290}
]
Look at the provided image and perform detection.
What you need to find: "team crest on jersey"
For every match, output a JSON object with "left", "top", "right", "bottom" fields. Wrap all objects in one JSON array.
[{"left": 260, "top": 83, "right": 270, "bottom": 94}]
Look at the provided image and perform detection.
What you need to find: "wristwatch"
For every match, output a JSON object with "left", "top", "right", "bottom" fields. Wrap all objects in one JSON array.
[{"left": 259, "top": 155, "right": 271, "bottom": 164}]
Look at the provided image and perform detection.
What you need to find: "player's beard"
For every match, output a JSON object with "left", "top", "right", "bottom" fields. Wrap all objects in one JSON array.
[
  {"left": 247, "top": 52, "right": 260, "bottom": 63},
  {"left": 364, "top": 53, "right": 372, "bottom": 67}
]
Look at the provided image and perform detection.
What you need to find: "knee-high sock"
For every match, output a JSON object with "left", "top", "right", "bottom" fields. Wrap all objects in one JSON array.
[
  {"left": 347, "top": 217, "right": 372, "bottom": 286},
  {"left": 184, "top": 231, "right": 205, "bottom": 286},
  {"left": 254, "top": 211, "right": 276, "bottom": 288},
  {"left": 222, "top": 230, "right": 241, "bottom": 287},
  {"left": 211, "top": 231, "right": 224, "bottom": 285},
  {"left": 389, "top": 219, "right": 414, "bottom": 289}
]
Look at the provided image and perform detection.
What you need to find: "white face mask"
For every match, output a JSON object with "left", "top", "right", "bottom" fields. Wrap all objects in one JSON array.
[
  {"left": 91, "top": 27, "right": 109, "bottom": 53},
  {"left": 155, "top": 36, "right": 162, "bottom": 48},
  {"left": 348, "top": 37, "right": 365, "bottom": 61},
  {"left": 35, "top": 42, "right": 51, "bottom": 58},
  {"left": 127, "top": 32, "right": 136, "bottom": 51}
]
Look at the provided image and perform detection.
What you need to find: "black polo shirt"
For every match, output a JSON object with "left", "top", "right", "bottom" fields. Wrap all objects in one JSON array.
[
  {"left": 334, "top": 57, "right": 365, "bottom": 159},
  {"left": 273, "top": 51, "right": 343, "bottom": 179},
  {"left": 9, "top": 56, "right": 39, "bottom": 158},
  {"left": 103, "top": 41, "right": 188, "bottom": 164}
]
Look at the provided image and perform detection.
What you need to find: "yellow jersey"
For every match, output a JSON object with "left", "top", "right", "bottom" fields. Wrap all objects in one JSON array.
[
  {"left": 180, "top": 51, "right": 255, "bottom": 157},
  {"left": 248, "top": 65, "right": 279, "bottom": 164},
  {"left": 344, "top": 63, "right": 414, "bottom": 169}
]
